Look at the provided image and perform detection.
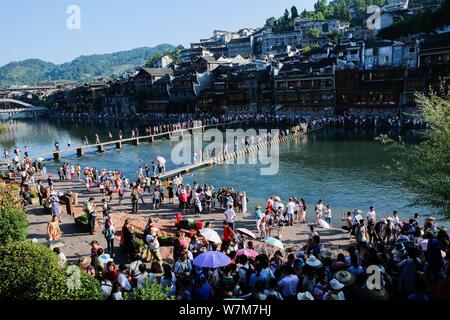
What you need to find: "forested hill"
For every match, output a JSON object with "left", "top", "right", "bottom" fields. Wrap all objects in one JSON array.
[{"left": 0, "top": 44, "right": 174, "bottom": 86}]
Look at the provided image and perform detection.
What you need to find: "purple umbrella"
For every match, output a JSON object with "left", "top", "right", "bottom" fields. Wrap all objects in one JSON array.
[{"left": 193, "top": 251, "right": 231, "bottom": 268}]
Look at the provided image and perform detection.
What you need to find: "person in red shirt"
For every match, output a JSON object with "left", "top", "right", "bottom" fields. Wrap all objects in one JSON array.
[{"left": 221, "top": 221, "right": 235, "bottom": 251}]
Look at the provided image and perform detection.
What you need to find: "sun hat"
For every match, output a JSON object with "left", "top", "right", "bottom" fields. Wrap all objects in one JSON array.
[
  {"left": 386, "top": 216, "right": 393, "bottom": 221},
  {"left": 330, "top": 279, "right": 345, "bottom": 290},
  {"left": 320, "top": 247, "right": 334, "bottom": 259},
  {"left": 305, "top": 256, "right": 323, "bottom": 268},
  {"left": 297, "top": 291, "right": 314, "bottom": 300},
  {"left": 334, "top": 270, "right": 355, "bottom": 286},
  {"left": 79, "top": 257, "right": 92, "bottom": 269}
]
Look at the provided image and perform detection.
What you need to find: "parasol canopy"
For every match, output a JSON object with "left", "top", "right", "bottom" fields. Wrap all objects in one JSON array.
[
  {"left": 199, "top": 228, "right": 221, "bottom": 243},
  {"left": 193, "top": 251, "right": 231, "bottom": 268},
  {"left": 263, "top": 237, "right": 284, "bottom": 250},
  {"left": 236, "top": 248, "right": 259, "bottom": 258},
  {"left": 236, "top": 228, "right": 257, "bottom": 239},
  {"left": 156, "top": 156, "right": 166, "bottom": 164}
]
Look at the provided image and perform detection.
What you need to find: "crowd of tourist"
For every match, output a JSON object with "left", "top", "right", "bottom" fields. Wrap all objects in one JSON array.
[
  {"left": 26, "top": 156, "right": 447, "bottom": 302},
  {"left": 69, "top": 179, "right": 450, "bottom": 300},
  {"left": 3, "top": 111, "right": 449, "bottom": 301}
]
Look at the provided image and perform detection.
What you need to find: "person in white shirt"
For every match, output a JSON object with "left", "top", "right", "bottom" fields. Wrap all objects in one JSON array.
[
  {"left": 117, "top": 264, "right": 132, "bottom": 291},
  {"left": 324, "top": 205, "right": 332, "bottom": 226},
  {"left": 392, "top": 210, "right": 400, "bottom": 227},
  {"left": 392, "top": 210, "right": 400, "bottom": 240},
  {"left": 100, "top": 279, "right": 113, "bottom": 299},
  {"left": 315, "top": 199, "right": 325, "bottom": 224},
  {"left": 53, "top": 247, "right": 67, "bottom": 266},
  {"left": 285, "top": 198, "right": 296, "bottom": 226},
  {"left": 366, "top": 206, "right": 377, "bottom": 243},
  {"left": 366, "top": 206, "right": 377, "bottom": 223},
  {"left": 224, "top": 205, "right": 236, "bottom": 230},
  {"left": 135, "top": 264, "right": 155, "bottom": 288}
]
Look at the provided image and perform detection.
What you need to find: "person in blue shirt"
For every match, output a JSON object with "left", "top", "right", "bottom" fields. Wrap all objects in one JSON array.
[
  {"left": 249, "top": 263, "right": 268, "bottom": 290},
  {"left": 193, "top": 274, "right": 214, "bottom": 300}
]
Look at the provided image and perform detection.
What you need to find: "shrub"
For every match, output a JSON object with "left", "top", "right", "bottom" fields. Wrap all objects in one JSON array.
[
  {"left": 0, "top": 241, "right": 102, "bottom": 300},
  {"left": 0, "top": 183, "right": 28, "bottom": 245},
  {"left": 124, "top": 278, "right": 169, "bottom": 300}
]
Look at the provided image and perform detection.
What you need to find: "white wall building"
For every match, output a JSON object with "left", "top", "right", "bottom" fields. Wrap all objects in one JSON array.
[
  {"left": 260, "top": 30, "right": 304, "bottom": 54},
  {"left": 154, "top": 55, "right": 174, "bottom": 68},
  {"left": 294, "top": 18, "right": 350, "bottom": 35}
]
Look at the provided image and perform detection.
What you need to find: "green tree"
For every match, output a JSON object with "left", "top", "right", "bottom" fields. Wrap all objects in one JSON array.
[
  {"left": 332, "top": 1, "right": 352, "bottom": 21},
  {"left": 291, "top": 5, "right": 299, "bottom": 19},
  {"left": 265, "top": 17, "right": 276, "bottom": 28},
  {"left": 124, "top": 278, "right": 169, "bottom": 300},
  {"left": 314, "top": 0, "right": 329, "bottom": 13},
  {"left": 314, "top": 11, "right": 326, "bottom": 20},
  {"left": 0, "top": 183, "right": 28, "bottom": 245},
  {"left": 145, "top": 52, "right": 164, "bottom": 68},
  {"left": 0, "top": 241, "right": 102, "bottom": 300},
  {"left": 378, "top": 91, "right": 450, "bottom": 219},
  {"left": 329, "top": 29, "right": 342, "bottom": 42},
  {"left": 308, "top": 27, "right": 322, "bottom": 38}
]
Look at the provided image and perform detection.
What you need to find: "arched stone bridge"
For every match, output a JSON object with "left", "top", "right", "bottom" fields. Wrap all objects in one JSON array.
[{"left": 0, "top": 98, "right": 49, "bottom": 118}]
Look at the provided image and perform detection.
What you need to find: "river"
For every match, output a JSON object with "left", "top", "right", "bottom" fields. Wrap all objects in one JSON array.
[{"left": 0, "top": 118, "right": 439, "bottom": 225}]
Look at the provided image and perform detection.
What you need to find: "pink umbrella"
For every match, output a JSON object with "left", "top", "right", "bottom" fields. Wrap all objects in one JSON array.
[{"left": 236, "top": 248, "right": 259, "bottom": 258}]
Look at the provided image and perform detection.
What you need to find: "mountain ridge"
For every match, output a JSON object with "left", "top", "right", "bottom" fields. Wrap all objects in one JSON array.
[{"left": 0, "top": 44, "right": 175, "bottom": 86}]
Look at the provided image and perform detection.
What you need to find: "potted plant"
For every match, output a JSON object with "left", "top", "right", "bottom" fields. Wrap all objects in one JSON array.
[
  {"left": 134, "top": 230, "right": 144, "bottom": 240},
  {"left": 74, "top": 214, "right": 90, "bottom": 232},
  {"left": 158, "top": 233, "right": 175, "bottom": 247},
  {"left": 28, "top": 190, "right": 40, "bottom": 205},
  {"left": 132, "top": 238, "right": 147, "bottom": 256}
]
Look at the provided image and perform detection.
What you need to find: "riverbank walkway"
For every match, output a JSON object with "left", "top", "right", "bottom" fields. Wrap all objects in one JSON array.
[{"left": 25, "top": 175, "right": 352, "bottom": 265}]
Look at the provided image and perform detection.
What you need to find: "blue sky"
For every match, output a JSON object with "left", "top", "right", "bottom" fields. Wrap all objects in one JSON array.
[{"left": 0, "top": 0, "right": 316, "bottom": 66}]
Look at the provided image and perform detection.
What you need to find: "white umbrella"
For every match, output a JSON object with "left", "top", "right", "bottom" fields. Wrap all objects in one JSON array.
[
  {"left": 199, "top": 228, "right": 221, "bottom": 244},
  {"left": 236, "top": 228, "right": 257, "bottom": 239},
  {"left": 263, "top": 237, "right": 284, "bottom": 250},
  {"left": 156, "top": 156, "right": 166, "bottom": 164}
]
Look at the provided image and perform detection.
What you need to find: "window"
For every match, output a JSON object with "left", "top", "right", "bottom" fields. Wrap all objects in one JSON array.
[{"left": 288, "top": 81, "right": 297, "bottom": 89}]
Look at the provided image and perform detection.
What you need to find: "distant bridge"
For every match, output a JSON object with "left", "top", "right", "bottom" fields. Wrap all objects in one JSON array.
[{"left": 0, "top": 98, "right": 49, "bottom": 118}]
